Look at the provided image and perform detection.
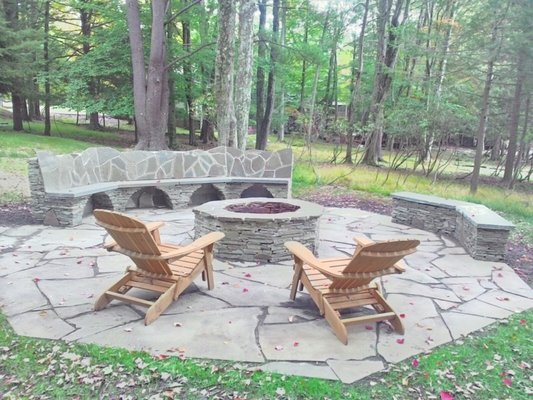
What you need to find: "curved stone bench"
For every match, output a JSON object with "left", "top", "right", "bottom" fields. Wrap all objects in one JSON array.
[
  {"left": 391, "top": 192, "right": 514, "bottom": 261},
  {"left": 28, "top": 146, "right": 293, "bottom": 226}
]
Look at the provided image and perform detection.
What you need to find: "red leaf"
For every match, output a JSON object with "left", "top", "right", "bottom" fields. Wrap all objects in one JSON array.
[
  {"left": 33, "top": 277, "right": 41, "bottom": 283},
  {"left": 244, "top": 273, "right": 252, "bottom": 278},
  {"left": 411, "top": 358, "right": 419, "bottom": 367},
  {"left": 399, "top": 313, "right": 406, "bottom": 318},
  {"left": 242, "top": 288, "right": 249, "bottom": 293},
  {"left": 503, "top": 377, "right": 512, "bottom": 386},
  {"left": 293, "top": 341, "right": 299, "bottom": 347},
  {"left": 396, "top": 338, "right": 405, "bottom": 344},
  {"left": 365, "top": 325, "right": 374, "bottom": 330},
  {"left": 154, "top": 354, "right": 168, "bottom": 360},
  {"left": 440, "top": 391, "right": 454, "bottom": 400},
  {"left": 519, "top": 319, "right": 526, "bottom": 325}
]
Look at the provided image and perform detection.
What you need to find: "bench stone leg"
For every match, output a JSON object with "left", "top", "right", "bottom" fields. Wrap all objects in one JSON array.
[{"left": 43, "top": 196, "right": 89, "bottom": 226}]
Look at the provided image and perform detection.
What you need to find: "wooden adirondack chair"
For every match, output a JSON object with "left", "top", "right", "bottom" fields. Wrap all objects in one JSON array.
[
  {"left": 93, "top": 209, "right": 224, "bottom": 325},
  {"left": 285, "top": 236, "right": 420, "bottom": 344}
]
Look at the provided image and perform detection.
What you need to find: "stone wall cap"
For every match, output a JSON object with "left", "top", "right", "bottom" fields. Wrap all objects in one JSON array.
[
  {"left": 456, "top": 204, "right": 515, "bottom": 230},
  {"left": 391, "top": 192, "right": 467, "bottom": 209},
  {"left": 193, "top": 197, "right": 323, "bottom": 221},
  {"left": 46, "top": 182, "right": 118, "bottom": 198}
]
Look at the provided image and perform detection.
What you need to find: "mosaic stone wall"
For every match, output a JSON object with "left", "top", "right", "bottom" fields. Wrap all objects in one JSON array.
[
  {"left": 29, "top": 147, "right": 293, "bottom": 226},
  {"left": 36, "top": 146, "right": 292, "bottom": 191}
]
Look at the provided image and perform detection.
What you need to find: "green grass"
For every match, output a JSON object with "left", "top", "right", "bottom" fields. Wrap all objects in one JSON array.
[{"left": 1, "top": 310, "right": 531, "bottom": 399}]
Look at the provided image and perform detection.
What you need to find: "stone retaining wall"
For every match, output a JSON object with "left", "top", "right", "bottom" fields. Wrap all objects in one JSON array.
[
  {"left": 29, "top": 147, "right": 293, "bottom": 226},
  {"left": 391, "top": 192, "right": 514, "bottom": 261}
]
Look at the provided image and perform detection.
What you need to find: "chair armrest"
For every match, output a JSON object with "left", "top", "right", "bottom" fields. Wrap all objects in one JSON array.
[
  {"left": 394, "top": 259, "right": 407, "bottom": 273},
  {"left": 162, "top": 232, "right": 225, "bottom": 260},
  {"left": 353, "top": 236, "right": 375, "bottom": 247},
  {"left": 285, "top": 241, "right": 343, "bottom": 279},
  {"left": 146, "top": 221, "right": 164, "bottom": 232}
]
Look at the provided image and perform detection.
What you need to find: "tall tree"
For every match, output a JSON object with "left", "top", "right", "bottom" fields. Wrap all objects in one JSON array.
[
  {"left": 214, "top": 0, "right": 236, "bottom": 146},
  {"left": 256, "top": 0, "right": 280, "bottom": 150},
  {"left": 127, "top": 0, "right": 170, "bottom": 150},
  {"left": 362, "top": 0, "right": 404, "bottom": 165},
  {"left": 346, "top": 0, "right": 370, "bottom": 164},
  {"left": 234, "top": 0, "right": 255, "bottom": 150}
]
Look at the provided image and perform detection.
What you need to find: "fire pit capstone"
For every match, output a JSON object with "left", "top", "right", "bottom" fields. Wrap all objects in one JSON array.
[{"left": 193, "top": 198, "right": 323, "bottom": 263}]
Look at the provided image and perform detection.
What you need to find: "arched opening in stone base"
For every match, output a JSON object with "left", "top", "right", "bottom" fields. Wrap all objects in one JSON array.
[
  {"left": 126, "top": 187, "right": 173, "bottom": 209},
  {"left": 84, "top": 192, "right": 113, "bottom": 217},
  {"left": 240, "top": 184, "right": 274, "bottom": 199},
  {"left": 189, "top": 184, "right": 225, "bottom": 206}
]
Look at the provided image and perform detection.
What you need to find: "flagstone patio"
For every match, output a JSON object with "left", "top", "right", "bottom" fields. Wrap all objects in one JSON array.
[{"left": 1, "top": 206, "right": 532, "bottom": 384}]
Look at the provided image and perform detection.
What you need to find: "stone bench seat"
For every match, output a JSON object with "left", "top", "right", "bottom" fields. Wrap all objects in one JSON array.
[
  {"left": 44, "top": 177, "right": 291, "bottom": 198},
  {"left": 29, "top": 146, "right": 293, "bottom": 226},
  {"left": 391, "top": 192, "right": 514, "bottom": 261}
]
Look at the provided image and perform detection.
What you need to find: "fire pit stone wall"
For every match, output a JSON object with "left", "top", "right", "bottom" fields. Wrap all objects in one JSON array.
[{"left": 193, "top": 198, "right": 323, "bottom": 263}]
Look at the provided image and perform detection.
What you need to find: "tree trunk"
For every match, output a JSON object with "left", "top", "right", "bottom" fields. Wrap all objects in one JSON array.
[
  {"left": 470, "top": 22, "right": 499, "bottom": 194},
  {"left": 127, "top": 0, "right": 170, "bottom": 150},
  {"left": 234, "top": 0, "right": 255, "bottom": 150},
  {"left": 80, "top": 1, "right": 100, "bottom": 130},
  {"left": 298, "top": 12, "right": 308, "bottom": 113},
  {"left": 255, "top": 0, "right": 267, "bottom": 137},
  {"left": 215, "top": 0, "right": 236, "bottom": 146},
  {"left": 182, "top": 16, "right": 196, "bottom": 146},
  {"left": 363, "top": 0, "right": 403, "bottom": 166},
  {"left": 126, "top": 0, "right": 149, "bottom": 147},
  {"left": 305, "top": 11, "right": 330, "bottom": 144},
  {"left": 502, "top": 52, "right": 526, "bottom": 186},
  {"left": 514, "top": 95, "right": 530, "bottom": 179},
  {"left": 346, "top": 0, "right": 370, "bottom": 164},
  {"left": 256, "top": 0, "right": 279, "bottom": 150},
  {"left": 43, "top": 0, "right": 51, "bottom": 136},
  {"left": 11, "top": 93, "right": 24, "bottom": 131},
  {"left": 277, "top": 0, "right": 287, "bottom": 142}
]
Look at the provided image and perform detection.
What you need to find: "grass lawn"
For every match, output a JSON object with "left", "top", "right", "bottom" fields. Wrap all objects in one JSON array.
[{"left": 1, "top": 310, "right": 531, "bottom": 399}]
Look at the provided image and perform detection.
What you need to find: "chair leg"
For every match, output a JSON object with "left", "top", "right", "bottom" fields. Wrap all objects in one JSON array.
[
  {"left": 145, "top": 283, "right": 177, "bottom": 325},
  {"left": 290, "top": 262, "right": 303, "bottom": 300},
  {"left": 94, "top": 273, "right": 133, "bottom": 311},
  {"left": 323, "top": 300, "right": 348, "bottom": 345},
  {"left": 372, "top": 289, "right": 404, "bottom": 334}
]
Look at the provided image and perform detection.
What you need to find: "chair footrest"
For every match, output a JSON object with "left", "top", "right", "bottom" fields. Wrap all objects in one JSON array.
[
  {"left": 105, "top": 292, "right": 154, "bottom": 308},
  {"left": 342, "top": 312, "right": 396, "bottom": 326}
]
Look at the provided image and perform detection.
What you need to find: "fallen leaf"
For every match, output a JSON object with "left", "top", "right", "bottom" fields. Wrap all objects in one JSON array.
[
  {"left": 399, "top": 313, "right": 406, "bottom": 318},
  {"left": 274, "top": 345, "right": 283, "bottom": 351},
  {"left": 502, "top": 377, "right": 512, "bottom": 386},
  {"left": 519, "top": 319, "right": 526, "bottom": 325},
  {"left": 440, "top": 391, "right": 454, "bottom": 400},
  {"left": 396, "top": 338, "right": 405, "bottom": 344},
  {"left": 412, "top": 358, "right": 419, "bottom": 368},
  {"left": 124, "top": 327, "right": 132, "bottom": 332},
  {"left": 293, "top": 341, "right": 299, "bottom": 347},
  {"left": 242, "top": 288, "right": 249, "bottom": 293},
  {"left": 174, "top": 322, "right": 182, "bottom": 327},
  {"left": 33, "top": 277, "right": 41, "bottom": 283},
  {"left": 288, "top": 315, "right": 295, "bottom": 323},
  {"left": 244, "top": 273, "right": 252, "bottom": 278},
  {"left": 365, "top": 325, "right": 374, "bottom": 330},
  {"left": 496, "top": 296, "right": 510, "bottom": 301},
  {"left": 276, "top": 388, "right": 286, "bottom": 396}
]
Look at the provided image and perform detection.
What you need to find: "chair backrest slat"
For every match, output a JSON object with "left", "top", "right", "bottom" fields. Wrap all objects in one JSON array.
[
  {"left": 94, "top": 209, "right": 172, "bottom": 276},
  {"left": 328, "top": 239, "right": 419, "bottom": 291}
]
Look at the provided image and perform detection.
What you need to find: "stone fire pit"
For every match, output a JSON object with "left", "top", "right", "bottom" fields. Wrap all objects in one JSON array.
[{"left": 193, "top": 198, "right": 323, "bottom": 263}]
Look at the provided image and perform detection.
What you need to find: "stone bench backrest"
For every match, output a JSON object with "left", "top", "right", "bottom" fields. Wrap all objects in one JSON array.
[{"left": 36, "top": 146, "right": 293, "bottom": 192}]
